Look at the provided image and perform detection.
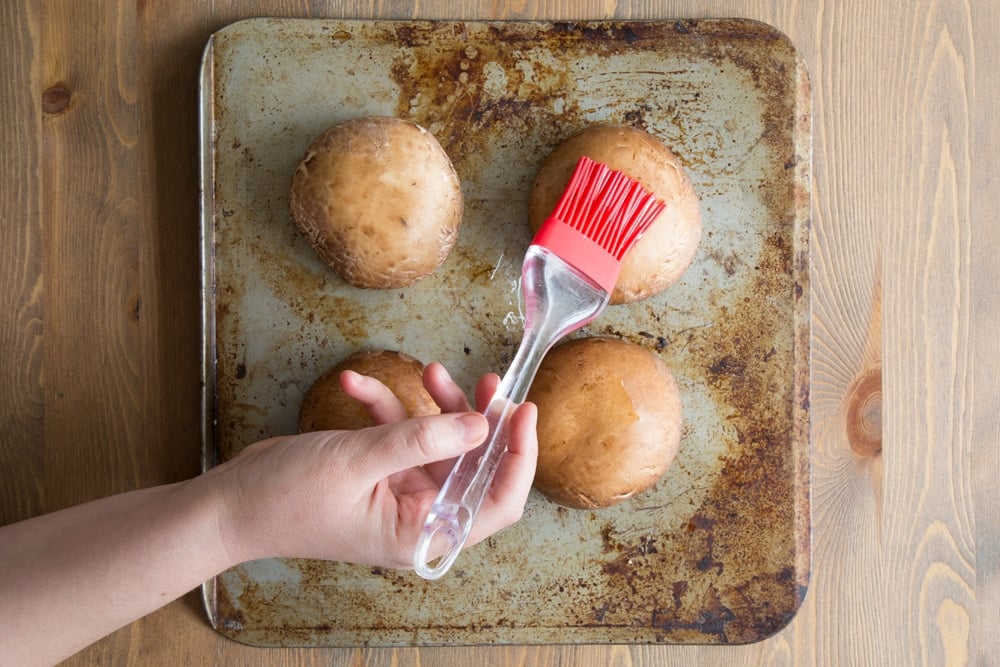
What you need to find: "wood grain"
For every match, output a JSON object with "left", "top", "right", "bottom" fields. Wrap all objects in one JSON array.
[
  {"left": 0, "top": 0, "right": 43, "bottom": 526},
  {"left": 969, "top": 2, "right": 1000, "bottom": 663},
  {"left": 38, "top": 0, "right": 146, "bottom": 508},
  {"left": 1, "top": 0, "right": 997, "bottom": 665},
  {"left": 806, "top": 0, "right": 887, "bottom": 664},
  {"left": 881, "top": 2, "right": 979, "bottom": 664}
]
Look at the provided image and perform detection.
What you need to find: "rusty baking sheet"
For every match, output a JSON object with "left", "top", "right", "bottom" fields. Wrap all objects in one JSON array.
[{"left": 199, "top": 18, "right": 811, "bottom": 646}]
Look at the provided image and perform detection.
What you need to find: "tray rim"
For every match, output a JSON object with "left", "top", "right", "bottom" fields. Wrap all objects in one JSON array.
[{"left": 197, "top": 16, "right": 813, "bottom": 647}]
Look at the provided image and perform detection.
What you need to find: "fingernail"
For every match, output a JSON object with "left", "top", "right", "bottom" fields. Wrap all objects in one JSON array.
[
  {"left": 339, "top": 369, "right": 363, "bottom": 387},
  {"left": 434, "top": 362, "right": 453, "bottom": 382},
  {"left": 457, "top": 413, "right": 487, "bottom": 443}
]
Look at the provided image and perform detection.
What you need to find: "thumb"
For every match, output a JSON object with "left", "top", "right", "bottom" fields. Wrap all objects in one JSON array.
[{"left": 361, "top": 412, "right": 488, "bottom": 480}]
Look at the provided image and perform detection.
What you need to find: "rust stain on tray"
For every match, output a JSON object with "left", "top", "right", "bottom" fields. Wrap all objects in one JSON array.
[{"left": 200, "top": 18, "right": 811, "bottom": 646}]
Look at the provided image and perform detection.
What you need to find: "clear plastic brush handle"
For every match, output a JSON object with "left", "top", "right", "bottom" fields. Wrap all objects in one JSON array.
[{"left": 413, "top": 246, "right": 609, "bottom": 579}]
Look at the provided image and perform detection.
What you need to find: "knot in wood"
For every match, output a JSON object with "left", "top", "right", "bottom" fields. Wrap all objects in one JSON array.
[
  {"left": 846, "top": 367, "right": 882, "bottom": 456},
  {"left": 42, "top": 84, "right": 72, "bottom": 115}
]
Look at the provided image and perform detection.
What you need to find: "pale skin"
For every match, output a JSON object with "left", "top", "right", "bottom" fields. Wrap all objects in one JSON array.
[{"left": 0, "top": 362, "right": 538, "bottom": 666}]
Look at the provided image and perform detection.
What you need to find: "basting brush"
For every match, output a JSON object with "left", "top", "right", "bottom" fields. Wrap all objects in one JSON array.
[{"left": 414, "top": 155, "right": 666, "bottom": 579}]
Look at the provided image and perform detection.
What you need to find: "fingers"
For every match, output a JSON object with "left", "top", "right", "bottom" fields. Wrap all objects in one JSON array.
[
  {"left": 420, "top": 366, "right": 503, "bottom": 483},
  {"left": 422, "top": 362, "right": 472, "bottom": 413},
  {"left": 339, "top": 370, "right": 408, "bottom": 424},
  {"left": 340, "top": 365, "right": 508, "bottom": 487},
  {"left": 423, "top": 363, "right": 502, "bottom": 414},
  {"left": 420, "top": 363, "right": 478, "bottom": 480},
  {"left": 474, "top": 372, "right": 501, "bottom": 412},
  {"left": 352, "top": 411, "right": 488, "bottom": 483},
  {"left": 382, "top": 400, "right": 536, "bottom": 569},
  {"left": 465, "top": 401, "right": 539, "bottom": 547}
]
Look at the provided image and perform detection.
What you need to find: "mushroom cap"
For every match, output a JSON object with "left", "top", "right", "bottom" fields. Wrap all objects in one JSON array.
[
  {"left": 528, "top": 124, "right": 702, "bottom": 304},
  {"left": 298, "top": 349, "right": 440, "bottom": 432},
  {"left": 527, "top": 336, "right": 683, "bottom": 509},
  {"left": 290, "top": 117, "right": 463, "bottom": 289}
]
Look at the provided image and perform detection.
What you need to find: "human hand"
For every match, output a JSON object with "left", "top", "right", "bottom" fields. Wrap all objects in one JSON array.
[{"left": 206, "top": 363, "right": 538, "bottom": 569}]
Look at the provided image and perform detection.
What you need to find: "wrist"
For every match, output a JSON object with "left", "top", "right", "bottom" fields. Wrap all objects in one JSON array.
[{"left": 182, "top": 467, "right": 253, "bottom": 570}]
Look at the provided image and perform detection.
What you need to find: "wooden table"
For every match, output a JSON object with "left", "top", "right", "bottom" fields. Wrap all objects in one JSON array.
[{"left": 2, "top": 1, "right": 997, "bottom": 664}]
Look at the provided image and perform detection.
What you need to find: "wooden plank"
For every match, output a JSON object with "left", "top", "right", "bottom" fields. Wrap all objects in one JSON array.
[
  {"left": 55, "top": 0, "right": 204, "bottom": 661},
  {"left": 131, "top": 0, "right": 205, "bottom": 490},
  {"left": 38, "top": 0, "right": 147, "bottom": 509},
  {"left": 0, "top": 0, "right": 44, "bottom": 525},
  {"left": 796, "top": 0, "right": 888, "bottom": 664},
  {"left": 880, "top": 0, "right": 979, "bottom": 664},
  {"left": 969, "top": 2, "right": 1000, "bottom": 663}
]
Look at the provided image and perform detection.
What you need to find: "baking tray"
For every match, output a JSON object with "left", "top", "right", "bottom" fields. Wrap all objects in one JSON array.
[{"left": 199, "top": 18, "right": 811, "bottom": 646}]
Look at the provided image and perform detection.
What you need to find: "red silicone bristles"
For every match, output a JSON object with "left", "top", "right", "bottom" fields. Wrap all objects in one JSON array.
[{"left": 549, "top": 156, "right": 666, "bottom": 261}]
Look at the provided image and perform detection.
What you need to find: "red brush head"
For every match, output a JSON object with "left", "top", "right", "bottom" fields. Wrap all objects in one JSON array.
[{"left": 531, "top": 156, "right": 666, "bottom": 293}]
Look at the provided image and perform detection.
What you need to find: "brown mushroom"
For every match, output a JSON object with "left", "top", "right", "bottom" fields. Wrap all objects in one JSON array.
[
  {"left": 298, "top": 349, "right": 440, "bottom": 433},
  {"left": 528, "top": 124, "right": 702, "bottom": 304},
  {"left": 290, "top": 117, "right": 464, "bottom": 289},
  {"left": 527, "top": 336, "right": 683, "bottom": 509}
]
